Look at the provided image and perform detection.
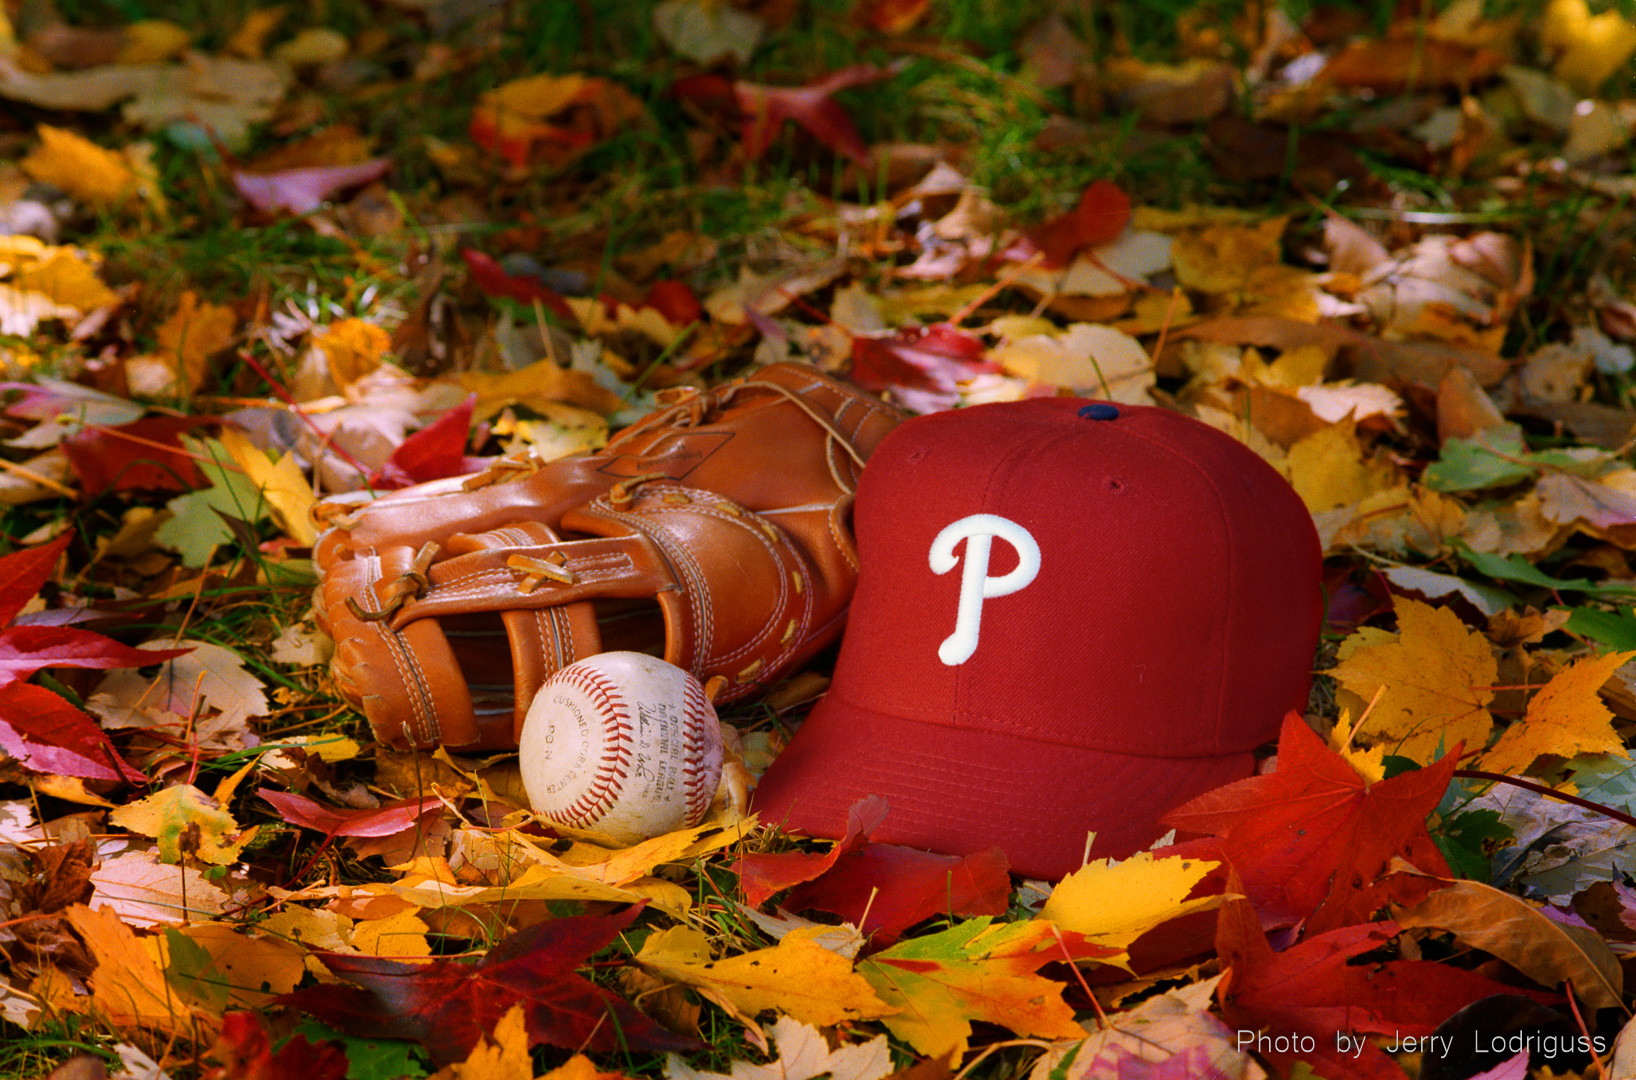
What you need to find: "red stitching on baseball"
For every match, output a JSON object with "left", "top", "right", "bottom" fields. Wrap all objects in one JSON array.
[
  {"left": 681, "top": 677, "right": 713, "bottom": 824},
  {"left": 545, "top": 663, "right": 635, "bottom": 827}
]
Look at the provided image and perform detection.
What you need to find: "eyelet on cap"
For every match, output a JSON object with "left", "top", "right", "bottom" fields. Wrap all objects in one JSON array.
[{"left": 1078, "top": 403, "right": 1120, "bottom": 420}]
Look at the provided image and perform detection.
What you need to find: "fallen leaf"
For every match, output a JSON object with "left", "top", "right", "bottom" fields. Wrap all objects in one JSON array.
[
  {"left": 154, "top": 292, "right": 237, "bottom": 394},
  {"left": 850, "top": 324, "right": 997, "bottom": 413},
  {"left": 1164, "top": 711, "right": 1458, "bottom": 930},
  {"left": 1537, "top": 472, "right": 1636, "bottom": 531},
  {"left": 1542, "top": 0, "right": 1636, "bottom": 92},
  {"left": 856, "top": 918, "right": 1085, "bottom": 1057},
  {"left": 20, "top": 125, "right": 136, "bottom": 207},
  {"left": 1318, "top": 38, "right": 1507, "bottom": 93},
  {"left": 1328, "top": 597, "right": 1498, "bottom": 762},
  {"left": 0, "top": 683, "right": 145, "bottom": 783},
  {"left": 1037, "top": 851, "right": 1223, "bottom": 961},
  {"left": 218, "top": 427, "right": 318, "bottom": 546},
  {"left": 459, "top": 357, "right": 623, "bottom": 418},
  {"left": 259, "top": 789, "right": 442, "bottom": 838},
  {"left": 371, "top": 394, "right": 477, "bottom": 488},
  {"left": 735, "top": 796, "right": 887, "bottom": 907},
  {"left": 1028, "top": 975, "right": 1265, "bottom": 1080},
  {"left": 61, "top": 415, "right": 213, "bottom": 494},
  {"left": 162, "top": 924, "right": 306, "bottom": 1010},
  {"left": 854, "top": 0, "right": 932, "bottom": 34},
  {"left": 232, "top": 159, "right": 391, "bottom": 215},
  {"left": 991, "top": 322, "right": 1153, "bottom": 403},
  {"left": 66, "top": 903, "right": 199, "bottom": 1032},
  {"left": 784, "top": 844, "right": 1011, "bottom": 945},
  {"left": 110, "top": 785, "right": 253, "bottom": 866},
  {"left": 1393, "top": 879, "right": 1622, "bottom": 1009},
  {"left": 0, "top": 623, "right": 189, "bottom": 691},
  {"left": 1019, "top": 181, "right": 1132, "bottom": 269},
  {"left": 89, "top": 849, "right": 230, "bottom": 927},
  {"left": 469, "top": 74, "right": 645, "bottom": 169},
  {"left": 1216, "top": 898, "right": 1549, "bottom": 1080},
  {"left": 11, "top": 248, "right": 120, "bottom": 311},
  {"left": 92, "top": 639, "right": 268, "bottom": 728},
  {"left": 653, "top": 0, "right": 763, "bottom": 65},
  {"left": 666, "top": 1016, "right": 890, "bottom": 1080},
  {"left": 279, "top": 905, "right": 696, "bottom": 1064},
  {"left": 676, "top": 64, "right": 901, "bottom": 165},
  {"left": 635, "top": 925, "right": 893, "bottom": 1027},
  {"left": 207, "top": 1011, "right": 349, "bottom": 1080},
  {"left": 1484, "top": 651, "right": 1633, "bottom": 781}
]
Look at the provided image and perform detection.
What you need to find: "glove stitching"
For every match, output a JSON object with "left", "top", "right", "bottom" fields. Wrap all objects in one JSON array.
[{"left": 362, "top": 556, "right": 439, "bottom": 747}]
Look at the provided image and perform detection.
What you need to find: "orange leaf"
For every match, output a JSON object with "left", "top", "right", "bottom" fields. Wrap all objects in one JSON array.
[{"left": 1480, "top": 649, "right": 1636, "bottom": 775}]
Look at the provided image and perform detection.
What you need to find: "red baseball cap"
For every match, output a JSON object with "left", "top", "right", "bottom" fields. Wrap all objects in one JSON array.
[{"left": 752, "top": 397, "right": 1323, "bottom": 880}]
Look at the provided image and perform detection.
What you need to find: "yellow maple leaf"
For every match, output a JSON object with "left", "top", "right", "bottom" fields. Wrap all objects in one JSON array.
[
  {"left": 156, "top": 292, "right": 238, "bottom": 393},
  {"left": 1480, "top": 650, "right": 1636, "bottom": 775},
  {"left": 159, "top": 923, "right": 306, "bottom": 1009},
  {"left": 1171, "top": 216, "right": 1319, "bottom": 322},
  {"left": 116, "top": 20, "right": 191, "bottom": 63},
  {"left": 448, "top": 1002, "right": 532, "bottom": 1080},
  {"left": 1285, "top": 417, "right": 1401, "bottom": 513},
  {"left": 389, "top": 862, "right": 692, "bottom": 918},
  {"left": 218, "top": 427, "right": 317, "bottom": 545},
  {"left": 349, "top": 909, "right": 432, "bottom": 962},
  {"left": 10, "top": 249, "right": 119, "bottom": 311},
  {"left": 1328, "top": 597, "right": 1497, "bottom": 763},
  {"left": 1319, "top": 483, "right": 1467, "bottom": 556},
  {"left": 1542, "top": 0, "right": 1636, "bottom": 92},
  {"left": 1036, "top": 851, "right": 1223, "bottom": 964},
  {"left": 539, "top": 1055, "right": 629, "bottom": 1080},
  {"left": 857, "top": 918, "right": 1084, "bottom": 1058},
  {"left": 460, "top": 358, "right": 624, "bottom": 418},
  {"left": 21, "top": 125, "right": 137, "bottom": 207},
  {"left": 316, "top": 317, "right": 391, "bottom": 387},
  {"left": 65, "top": 904, "right": 197, "bottom": 1032},
  {"left": 635, "top": 925, "right": 893, "bottom": 1028},
  {"left": 488, "top": 72, "right": 586, "bottom": 121}
]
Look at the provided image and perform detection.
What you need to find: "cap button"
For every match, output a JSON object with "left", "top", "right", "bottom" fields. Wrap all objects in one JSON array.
[{"left": 1078, "top": 403, "right": 1119, "bottom": 420}]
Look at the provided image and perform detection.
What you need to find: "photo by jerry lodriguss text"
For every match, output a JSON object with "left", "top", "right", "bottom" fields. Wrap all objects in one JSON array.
[{"left": 1235, "top": 1029, "right": 1610, "bottom": 1060}]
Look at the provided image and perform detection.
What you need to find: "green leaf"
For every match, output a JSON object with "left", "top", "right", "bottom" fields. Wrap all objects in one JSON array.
[
  {"left": 163, "top": 926, "right": 231, "bottom": 1010},
  {"left": 1457, "top": 543, "right": 1636, "bottom": 598},
  {"left": 292, "top": 1019, "right": 431, "bottom": 1080},
  {"left": 1566, "top": 606, "right": 1636, "bottom": 650},
  {"left": 155, "top": 437, "right": 270, "bottom": 566},
  {"left": 1434, "top": 809, "right": 1509, "bottom": 882},
  {"left": 1423, "top": 425, "right": 1535, "bottom": 492}
]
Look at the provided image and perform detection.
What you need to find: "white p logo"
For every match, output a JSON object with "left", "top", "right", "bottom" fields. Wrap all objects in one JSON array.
[{"left": 929, "top": 514, "right": 1041, "bottom": 666}]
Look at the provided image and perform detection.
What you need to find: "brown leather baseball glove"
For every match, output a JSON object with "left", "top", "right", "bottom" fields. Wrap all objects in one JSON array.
[{"left": 313, "top": 363, "right": 902, "bottom": 751}]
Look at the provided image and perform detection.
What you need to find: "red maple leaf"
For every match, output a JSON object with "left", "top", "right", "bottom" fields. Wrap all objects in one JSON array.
[
  {"left": 673, "top": 64, "right": 903, "bottom": 165},
  {"left": 61, "top": 415, "right": 215, "bottom": 494},
  {"left": 205, "top": 1012, "right": 348, "bottom": 1080},
  {"left": 461, "top": 249, "right": 577, "bottom": 324},
  {"left": 736, "top": 794, "right": 888, "bottom": 906},
  {"left": 371, "top": 394, "right": 480, "bottom": 489},
  {"left": 0, "top": 683, "right": 144, "bottom": 783},
  {"left": 736, "top": 796, "right": 1011, "bottom": 944},
  {"left": 1216, "top": 895, "right": 1554, "bottom": 1080},
  {"left": 1164, "top": 712, "right": 1456, "bottom": 932},
  {"left": 277, "top": 905, "right": 697, "bottom": 1065},
  {"left": 258, "top": 789, "right": 443, "bottom": 838},
  {"left": 0, "top": 533, "right": 179, "bottom": 783},
  {"left": 1013, "top": 180, "right": 1132, "bottom": 269},
  {"left": 849, "top": 323, "right": 997, "bottom": 413}
]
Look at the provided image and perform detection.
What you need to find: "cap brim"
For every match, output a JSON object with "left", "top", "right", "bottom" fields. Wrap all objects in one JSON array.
[{"left": 753, "top": 692, "right": 1257, "bottom": 881}]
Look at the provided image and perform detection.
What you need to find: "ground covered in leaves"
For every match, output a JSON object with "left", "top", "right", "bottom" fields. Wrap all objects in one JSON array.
[{"left": 5, "top": 0, "right": 1636, "bottom": 1078}]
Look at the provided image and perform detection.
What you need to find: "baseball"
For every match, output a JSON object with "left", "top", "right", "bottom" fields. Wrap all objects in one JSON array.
[{"left": 518, "top": 652, "right": 724, "bottom": 843}]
